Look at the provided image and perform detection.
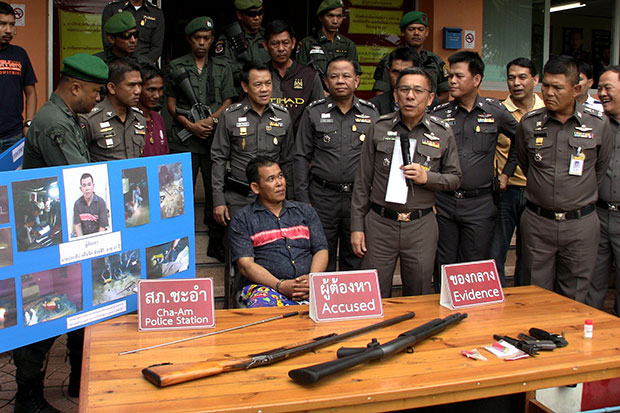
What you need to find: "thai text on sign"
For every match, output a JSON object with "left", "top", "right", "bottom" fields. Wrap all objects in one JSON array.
[
  {"left": 440, "top": 259, "right": 505, "bottom": 309},
  {"left": 309, "top": 270, "right": 383, "bottom": 322},
  {"left": 138, "top": 278, "right": 215, "bottom": 331}
]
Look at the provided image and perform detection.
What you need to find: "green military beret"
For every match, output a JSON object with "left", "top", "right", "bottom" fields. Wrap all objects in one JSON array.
[
  {"left": 234, "top": 0, "right": 263, "bottom": 11},
  {"left": 317, "top": 0, "right": 344, "bottom": 15},
  {"left": 399, "top": 11, "right": 428, "bottom": 29},
  {"left": 104, "top": 11, "right": 137, "bottom": 35},
  {"left": 185, "top": 16, "right": 214, "bottom": 35},
  {"left": 61, "top": 54, "right": 109, "bottom": 84}
]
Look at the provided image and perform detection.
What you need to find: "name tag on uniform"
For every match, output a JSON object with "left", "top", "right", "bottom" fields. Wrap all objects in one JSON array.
[
  {"left": 320, "top": 119, "right": 333, "bottom": 123},
  {"left": 238, "top": 117, "right": 247, "bottom": 122},
  {"left": 236, "top": 121, "right": 250, "bottom": 127},
  {"left": 321, "top": 113, "right": 331, "bottom": 118},
  {"left": 99, "top": 121, "right": 111, "bottom": 128},
  {"left": 569, "top": 152, "right": 585, "bottom": 176}
]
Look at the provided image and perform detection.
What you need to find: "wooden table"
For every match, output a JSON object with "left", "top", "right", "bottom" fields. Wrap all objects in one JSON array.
[{"left": 81, "top": 286, "right": 620, "bottom": 412}]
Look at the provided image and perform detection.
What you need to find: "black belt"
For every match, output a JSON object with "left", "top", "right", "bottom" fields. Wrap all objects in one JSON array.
[
  {"left": 596, "top": 200, "right": 620, "bottom": 211},
  {"left": 443, "top": 186, "right": 493, "bottom": 199},
  {"left": 370, "top": 202, "right": 433, "bottom": 222},
  {"left": 526, "top": 201, "right": 595, "bottom": 221},
  {"left": 312, "top": 175, "right": 353, "bottom": 193}
]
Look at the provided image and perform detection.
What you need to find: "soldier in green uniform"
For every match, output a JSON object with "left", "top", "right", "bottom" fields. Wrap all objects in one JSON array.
[
  {"left": 82, "top": 58, "right": 146, "bottom": 161},
  {"left": 213, "top": 0, "right": 270, "bottom": 96},
  {"left": 95, "top": 11, "right": 151, "bottom": 67},
  {"left": 296, "top": 0, "right": 358, "bottom": 90},
  {"left": 165, "top": 16, "right": 236, "bottom": 262},
  {"left": 373, "top": 11, "right": 449, "bottom": 103},
  {"left": 23, "top": 54, "right": 108, "bottom": 168},
  {"left": 101, "top": 0, "right": 165, "bottom": 63},
  {"left": 17, "top": 53, "right": 108, "bottom": 412}
]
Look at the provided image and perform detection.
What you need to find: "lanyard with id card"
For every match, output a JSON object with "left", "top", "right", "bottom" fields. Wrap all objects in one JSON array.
[{"left": 569, "top": 147, "right": 585, "bottom": 176}]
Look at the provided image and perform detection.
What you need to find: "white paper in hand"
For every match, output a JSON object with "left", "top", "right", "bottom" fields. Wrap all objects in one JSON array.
[{"left": 385, "top": 137, "right": 416, "bottom": 204}]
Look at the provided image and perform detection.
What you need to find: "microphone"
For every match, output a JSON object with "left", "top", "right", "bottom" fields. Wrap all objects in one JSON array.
[{"left": 400, "top": 132, "right": 414, "bottom": 188}]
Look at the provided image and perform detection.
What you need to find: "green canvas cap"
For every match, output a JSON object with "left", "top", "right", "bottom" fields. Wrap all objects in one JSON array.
[
  {"left": 104, "top": 11, "right": 137, "bottom": 35},
  {"left": 400, "top": 11, "right": 428, "bottom": 29},
  {"left": 61, "top": 54, "right": 109, "bottom": 84}
]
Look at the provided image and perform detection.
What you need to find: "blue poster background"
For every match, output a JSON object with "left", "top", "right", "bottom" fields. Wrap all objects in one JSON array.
[{"left": 0, "top": 152, "right": 194, "bottom": 352}]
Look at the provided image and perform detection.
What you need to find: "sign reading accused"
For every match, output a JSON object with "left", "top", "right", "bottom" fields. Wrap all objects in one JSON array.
[
  {"left": 440, "top": 260, "right": 505, "bottom": 309},
  {"left": 138, "top": 278, "right": 215, "bottom": 331},
  {"left": 309, "top": 270, "right": 383, "bottom": 322}
]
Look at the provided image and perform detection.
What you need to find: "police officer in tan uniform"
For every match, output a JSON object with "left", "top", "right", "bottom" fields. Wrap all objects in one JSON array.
[
  {"left": 82, "top": 58, "right": 146, "bottom": 161},
  {"left": 294, "top": 57, "right": 377, "bottom": 271},
  {"left": 351, "top": 67, "right": 461, "bottom": 297},
  {"left": 211, "top": 60, "right": 294, "bottom": 227},
  {"left": 516, "top": 55, "right": 613, "bottom": 303}
]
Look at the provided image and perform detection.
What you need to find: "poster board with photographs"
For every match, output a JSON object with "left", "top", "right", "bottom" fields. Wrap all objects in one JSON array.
[{"left": 0, "top": 153, "right": 194, "bottom": 352}]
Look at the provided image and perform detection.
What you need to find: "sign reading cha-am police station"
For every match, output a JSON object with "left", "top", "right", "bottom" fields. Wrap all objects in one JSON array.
[
  {"left": 440, "top": 259, "right": 505, "bottom": 310},
  {"left": 309, "top": 270, "right": 383, "bottom": 322},
  {"left": 138, "top": 278, "right": 215, "bottom": 331}
]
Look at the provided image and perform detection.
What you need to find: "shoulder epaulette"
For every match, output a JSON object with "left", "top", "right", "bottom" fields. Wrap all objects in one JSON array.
[
  {"left": 522, "top": 107, "right": 545, "bottom": 120},
  {"left": 131, "top": 106, "right": 144, "bottom": 114},
  {"left": 429, "top": 115, "right": 450, "bottom": 129},
  {"left": 583, "top": 106, "right": 604, "bottom": 119},
  {"left": 225, "top": 103, "right": 243, "bottom": 113},
  {"left": 272, "top": 102, "right": 289, "bottom": 113},
  {"left": 308, "top": 98, "right": 326, "bottom": 109},
  {"left": 85, "top": 106, "right": 103, "bottom": 118},
  {"left": 358, "top": 99, "right": 376, "bottom": 109},
  {"left": 484, "top": 97, "right": 503, "bottom": 107},
  {"left": 378, "top": 113, "right": 393, "bottom": 121},
  {"left": 432, "top": 102, "right": 451, "bottom": 112}
]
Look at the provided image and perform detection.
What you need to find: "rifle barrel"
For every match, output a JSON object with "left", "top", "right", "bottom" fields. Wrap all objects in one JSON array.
[
  {"left": 289, "top": 313, "right": 467, "bottom": 385},
  {"left": 142, "top": 312, "right": 415, "bottom": 387}
]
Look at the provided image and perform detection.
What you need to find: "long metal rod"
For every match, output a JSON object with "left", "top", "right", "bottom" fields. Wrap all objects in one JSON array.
[{"left": 119, "top": 311, "right": 300, "bottom": 355}]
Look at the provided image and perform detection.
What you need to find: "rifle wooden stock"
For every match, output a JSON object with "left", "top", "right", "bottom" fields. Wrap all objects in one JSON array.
[
  {"left": 142, "top": 312, "right": 416, "bottom": 387},
  {"left": 142, "top": 358, "right": 252, "bottom": 387}
]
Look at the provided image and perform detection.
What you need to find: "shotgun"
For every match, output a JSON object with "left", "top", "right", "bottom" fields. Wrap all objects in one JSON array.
[
  {"left": 142, "top": 312, "right": 415, "bottom": 387},
  {"left": 288, "top": 313, "right": 467, "bottom": 384}
]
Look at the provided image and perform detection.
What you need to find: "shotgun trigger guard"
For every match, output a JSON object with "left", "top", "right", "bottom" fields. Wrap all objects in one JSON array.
[
  {"left": 147, "top": 362, "right": 172, "bottom": 368},
  {"left": 405, "top": 346, "right": 414, "bottom": 353}
]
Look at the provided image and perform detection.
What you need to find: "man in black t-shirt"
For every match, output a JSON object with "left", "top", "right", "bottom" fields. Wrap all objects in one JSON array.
[{"left": 0, "top": 2, "right": 37, "bottom": 152}]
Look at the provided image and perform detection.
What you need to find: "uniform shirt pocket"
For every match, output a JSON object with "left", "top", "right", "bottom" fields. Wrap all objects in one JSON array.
[
  {"left": 473, "top": 125, "right": 498, "bottom": 153},
  {"left": 315, "top": 124, "right": 339, "bottom": 149},
  {"left": 416, "top": 143, "right": 442, "bottom": 171}
]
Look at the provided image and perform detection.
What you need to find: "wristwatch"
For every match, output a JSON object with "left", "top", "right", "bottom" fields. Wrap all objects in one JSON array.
[{"left": 24, "top": 120, "right": 32, "bottom": 127}]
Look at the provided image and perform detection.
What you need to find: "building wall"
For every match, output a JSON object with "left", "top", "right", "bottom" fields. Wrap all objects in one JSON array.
[
  {"left": 421, "top": 0, "right": 505, "bottom": 99},
  {"left": 11, "top": 0, "right": 49, "bottom": 110}
]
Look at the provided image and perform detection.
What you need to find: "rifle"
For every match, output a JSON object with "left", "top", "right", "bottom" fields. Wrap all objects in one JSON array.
[
  {"left": 170, "top": 68, "right": 212, "bottom": 142},
  {"left": 288, "top": 313, "right": 467, "bottom": 384},
  {"left": 142, "top": 312, "right": 415, "bottom": 387}
]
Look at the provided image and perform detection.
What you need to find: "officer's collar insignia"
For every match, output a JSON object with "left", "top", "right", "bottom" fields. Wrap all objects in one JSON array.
[
  {"left": 577, "top": 111, "right": 583, "bottom": 118},
  {"left": 478, "top": 102, "right": 484, "bottom": 107},
  {"left": 327, "top": 103, "right": 333, "bottom": 108},
  {"left": 536, "top": 121, "right": 542, "bottom": 127},
  {"left": 575, "top": 125, "right": 592, "bottom": 132},
  {"left": 106, "top": 111, "right": 113, "bottom": 117}
]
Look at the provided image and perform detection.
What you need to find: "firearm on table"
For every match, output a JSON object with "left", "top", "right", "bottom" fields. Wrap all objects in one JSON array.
[
  {"left": 142, "top": 312, "right": 415, "bottom": 387},
  {"left": 170, "top": 68, "right": 213, "bottom": 142},
  {"left": 288, "top": 313, "right": 468, "bottom": 385},
  {"left": 493, "top": 334, "right": 556, "bottom": 356}
]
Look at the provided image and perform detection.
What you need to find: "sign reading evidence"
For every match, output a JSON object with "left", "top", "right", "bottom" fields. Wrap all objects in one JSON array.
[
  {"left": 309, "top": 270, "right": 383, "bottom": 322},
  {"left": 440, "top": 259, "right": 505, "bottom": 309}
]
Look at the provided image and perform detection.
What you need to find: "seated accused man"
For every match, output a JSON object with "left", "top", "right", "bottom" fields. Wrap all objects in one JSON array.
[{"left": 229, "top": 155, "right": 328, "bottom": 307}]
